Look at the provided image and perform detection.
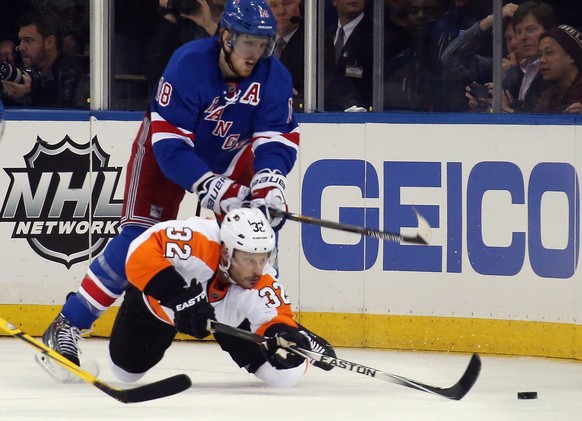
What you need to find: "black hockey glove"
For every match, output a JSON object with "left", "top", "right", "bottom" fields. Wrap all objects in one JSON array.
[
  {"left": 261, "top": 324, "right": 311, "bottom": 369},
  {"left": 162, "top": 281, "right": 216, "bottom": 339}
]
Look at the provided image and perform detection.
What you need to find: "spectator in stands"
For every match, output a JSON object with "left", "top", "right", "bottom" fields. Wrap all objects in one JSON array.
[
  {"left": 449, "top": 0, "right": 492, "bottom": 34},
  {"left": 384, "top": 0, "right": 411, "bottom": 62},
  {"left": 499, "top": 1, "right": 559, "bottom": 113},
  {"left": 324, "top": 0, "right": 373, "bottom": 112},
  {"left": 0, "top": 1, "right": 88, "bottom": 66},
  {"left": 144, "top": 0, "right": 226, "bottom": 85},
  {"left": 443, "top": 3, "right": 518, "bottom": 85},
  {"left": 267, "top": 0, "right": 304, "bottom": 112},
  {"left": 112, "top": 0, "right": 165, "bottom": 110},
  {"left": 441, "top": 3, "right": 519, "bottom": 111},
  {"left": 1, "top": 11, "right": 89, "bottom": 109},
  {"left": 383, "top": 0, "right": 460, "bottom": 111},
  {"left": 40, "top": 0, "right": 90, "bottom": 56},
  {"left": 533, "top": 25, "right": 582, "bottom": 113}
]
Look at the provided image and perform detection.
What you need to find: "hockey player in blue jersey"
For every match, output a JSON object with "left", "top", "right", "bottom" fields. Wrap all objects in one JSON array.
[{"left": 38, "top": 0, "right": 300, "bottom": 382}]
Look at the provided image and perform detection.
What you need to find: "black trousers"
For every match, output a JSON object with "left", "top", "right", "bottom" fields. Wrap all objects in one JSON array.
[{"left": 109, "top": 285, "right": 268, "bottom": 374}]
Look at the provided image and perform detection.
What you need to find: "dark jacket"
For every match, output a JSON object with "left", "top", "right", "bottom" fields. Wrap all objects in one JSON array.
[
  {"left": 504, "top": 65, "right": 545, "bottom": 113},
  {"left": 324, "top": 14, "right": 373, "bottom": 111},
  {"left": 3, "top": 53, "right": 89, "bottom": 109},
  {"left": 278, "top": 25, "right": 305, "bottom": 112},
  {"left": 534, "top": 73, "right": 582, "bottom": 113},
  {"left": 144, "top": 18, "right": 215, "bottom": 85},
  {"left": 383, "top": 14, "right": 460, "bottom": 111},
  {"left": 34, "top": 53, "right": 89, "bottom": 109}
]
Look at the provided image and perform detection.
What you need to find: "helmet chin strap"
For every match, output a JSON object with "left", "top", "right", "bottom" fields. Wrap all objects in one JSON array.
[
  {"left": 219, "top": 257, "right": 238, "bottom": 285},
  {"left": 221, "top": 35, "right": 243, "bottom": 79}
]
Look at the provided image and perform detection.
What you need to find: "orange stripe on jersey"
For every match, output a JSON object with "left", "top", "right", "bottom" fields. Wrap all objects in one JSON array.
[
  {"left": 126, "top": 230, "right": 173, "bottom": 291},
  {"left": 208, "top": 275, "right": 228, "bottom": 303},
  {"left": 145, "top": 295, "right": 174, "bottom": 325},
  {"left": 186, "top": 230, "right": 222, "bottom": 272}
]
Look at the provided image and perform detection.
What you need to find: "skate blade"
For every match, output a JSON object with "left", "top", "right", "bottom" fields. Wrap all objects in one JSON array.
[{"left": 34, "top": 353, "right": 100, "bottom": 384}]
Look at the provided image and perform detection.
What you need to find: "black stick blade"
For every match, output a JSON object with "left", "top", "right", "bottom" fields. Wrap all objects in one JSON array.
[
  {"left": 433, "top": 353, "right": 481, "bottom": 400},
  {"left": 98, "top": 374, "right": 192, "bottom": 403}
]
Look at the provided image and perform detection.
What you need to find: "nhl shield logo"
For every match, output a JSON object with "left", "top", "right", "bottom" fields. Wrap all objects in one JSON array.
[{"left": 0, "top": 136, "right": 123, "bottom": 268}]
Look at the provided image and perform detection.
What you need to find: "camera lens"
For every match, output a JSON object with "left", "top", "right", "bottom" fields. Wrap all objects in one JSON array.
[{"left": 0, "top": 62, "right": 24, "bottom": 83}]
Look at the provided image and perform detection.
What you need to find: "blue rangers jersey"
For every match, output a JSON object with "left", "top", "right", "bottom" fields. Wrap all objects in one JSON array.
[
  {"left": 152, "top": 35, "right": 299, "bottom": 190},
  {"left": 121, "top": 36, "right": 299, "bottom": 228}
]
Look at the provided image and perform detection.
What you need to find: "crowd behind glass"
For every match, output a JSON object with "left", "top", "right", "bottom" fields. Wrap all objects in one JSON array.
[{"left": 1, "top": 0, "right": 581, "bottom": 114}]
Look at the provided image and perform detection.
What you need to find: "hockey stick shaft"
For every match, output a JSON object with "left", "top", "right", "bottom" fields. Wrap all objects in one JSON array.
[
  {"left": 0, "top": 317, "right": 192, "bottom": 403},
  {"left": 270, "top": 208, "right": 431, "bottom": 245},
  {"left": 208, "top": 320, "right": 480, "bottom": 400}
]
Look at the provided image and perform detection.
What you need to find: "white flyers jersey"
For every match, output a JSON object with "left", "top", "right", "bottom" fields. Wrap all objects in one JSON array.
[{"left": 125, "top": 216, "right": 298, "bottom": 335}]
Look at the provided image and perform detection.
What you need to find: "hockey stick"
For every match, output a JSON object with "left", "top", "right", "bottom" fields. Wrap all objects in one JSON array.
[
  {"left": 208, "top": 320, "right": 480, "bottom": 401},
  {"left": 0, "top": 317, "right": 192, "bottom": 403},
  {"left": 270, "top": 208, "right": 431, "bottom": 245}
]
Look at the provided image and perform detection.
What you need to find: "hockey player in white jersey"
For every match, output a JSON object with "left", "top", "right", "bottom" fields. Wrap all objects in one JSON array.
[{"left": 108, "top": 208, "right": 335, "bottom": 387}]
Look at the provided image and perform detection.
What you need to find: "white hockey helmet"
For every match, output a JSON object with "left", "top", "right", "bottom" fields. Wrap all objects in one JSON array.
[{"left": 220, "top": 207, "right": 276, "bottom": 262}]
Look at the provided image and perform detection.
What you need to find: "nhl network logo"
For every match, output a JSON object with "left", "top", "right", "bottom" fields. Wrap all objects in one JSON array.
[{"left": 0, "top": 136, "right": 123, "bottom": 268}]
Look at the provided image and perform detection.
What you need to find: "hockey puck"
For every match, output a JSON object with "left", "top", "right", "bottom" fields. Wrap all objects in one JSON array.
[{"left": 517, "top": 391, "right": 538, "bottom": 400}]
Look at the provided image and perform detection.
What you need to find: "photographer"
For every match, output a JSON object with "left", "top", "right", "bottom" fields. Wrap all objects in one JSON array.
[
  {"left": 144, "top": 0, "right": 226, "bottom": 85},
  {"left": 1, "top": 11, "right": 89, "bottom": 109}
]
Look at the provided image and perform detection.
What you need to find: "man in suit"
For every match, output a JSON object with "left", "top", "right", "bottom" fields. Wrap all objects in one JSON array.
[
  {"left": 267, "top": 0, "right": 305, "bottom": 112},
  {"left": 324, "top": 0, "right": 373, "bottom": 111}
]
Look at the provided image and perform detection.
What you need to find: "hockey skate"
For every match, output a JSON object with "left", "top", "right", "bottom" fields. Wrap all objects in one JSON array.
[
  {"left": 35, "top": 313, "right": 97, "bottom": 383},
  {"left": 298, "top": 325, "right": 336, "bottom": 371}
]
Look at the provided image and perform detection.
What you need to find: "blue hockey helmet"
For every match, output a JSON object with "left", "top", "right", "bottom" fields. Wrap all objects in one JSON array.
[{"left": 221, "top": 0, "right": 277, "bottom": 39}]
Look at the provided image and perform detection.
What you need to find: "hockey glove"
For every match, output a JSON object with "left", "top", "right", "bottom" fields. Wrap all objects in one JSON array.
[
  {"left": 262, "top": 324, "right": 310, "bottom": 369},
  {"left": 250, "top": 169, "right": 287, "bottom": 231},
  {"left": 196, "top": 174, "right": 251, "bottom": 216},
  {"left": 298, "top": 326, "right": 336, "bottom": 371},
  {"left": 162, "top": 281, "right": 216, "bottom": 339}
]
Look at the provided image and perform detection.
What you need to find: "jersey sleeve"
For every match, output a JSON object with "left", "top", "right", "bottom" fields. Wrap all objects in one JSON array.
[
  {"left": 149, "top": 41, "right": 216, "bottom": 191},
  {"left": 251, "top": 60, "right": 300, "bottom": 176},
  {"left": 126, "top": 227, "right": 175, "bottom": 292},
  {"left": 126, "top": 217, "right": 222, "bottom": 293},
  {"left": 232, "top": 269, "right": 299, "bottom": 336}
]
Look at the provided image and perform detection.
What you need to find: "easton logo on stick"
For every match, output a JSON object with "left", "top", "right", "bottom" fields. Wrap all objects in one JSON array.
[{"left": 0, "top": 136, "right": 123, "bottom": 268}]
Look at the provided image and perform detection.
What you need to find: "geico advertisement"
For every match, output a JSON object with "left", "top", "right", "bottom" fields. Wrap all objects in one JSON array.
[
  {"left": 296, "top": 123, "right": 581, "bottom": 321},
  {"left": 0, "top": 119, "right": 580, "bottom": 322},
  {"left": 300, "top": 159, "right": 576, "bottom": 279}
]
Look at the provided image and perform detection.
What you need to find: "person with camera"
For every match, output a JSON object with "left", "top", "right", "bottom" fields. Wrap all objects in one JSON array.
[
  {"left": 0, "top": 11, "right": 89, "bottom": 109},
  {"left": 144, "top": 0, "right": 226, "bottom": 85},
  {"left": 37, "top": 0, "right": 300, "bottom": 383}
]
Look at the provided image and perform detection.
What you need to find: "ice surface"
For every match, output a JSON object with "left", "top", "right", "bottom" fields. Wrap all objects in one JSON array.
[{"left": 1, "top": 337, "right": 582, "bottom": 420}]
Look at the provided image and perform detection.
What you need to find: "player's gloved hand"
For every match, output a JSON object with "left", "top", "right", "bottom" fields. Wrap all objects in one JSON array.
[
  {"left": 196, "top": 174, "right": 251, "bottom": 216},
  {"left": 162, "top": 281, "right": 216, "bottom": 339},
  {"left": 261, "top": 324, "right": 310, "bottom": 369},
  {"left": 250, "top": 169, "right": 287, "bottom": 231}
]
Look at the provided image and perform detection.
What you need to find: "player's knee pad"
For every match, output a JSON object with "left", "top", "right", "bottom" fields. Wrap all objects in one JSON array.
[
  {"left": 108, "top": 353, "right": 146, "bottom": 383},
  {"left": 254, "top": 360, "right": 307, "bottom": 388},
  {"left": 109, "top": 286, "right": 176, "bottom": 375}
]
